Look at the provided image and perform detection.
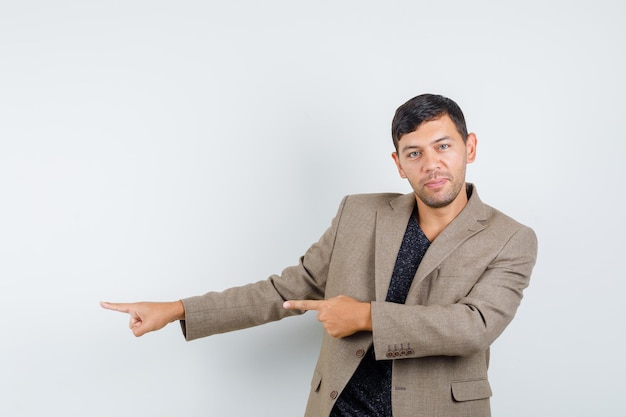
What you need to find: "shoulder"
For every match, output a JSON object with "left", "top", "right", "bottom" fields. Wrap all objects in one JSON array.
[
  {"left": 468, "top": 188, "right": 537, "bottom": 249},
  {"left": 328, "top": 193, "right": 410, "bottom": 229},
  {"left": 338, "top": 192, "right": 411, "bottom": 214},
  {"left": 343, "top": 192, "right": 406, "bottom": 206}
]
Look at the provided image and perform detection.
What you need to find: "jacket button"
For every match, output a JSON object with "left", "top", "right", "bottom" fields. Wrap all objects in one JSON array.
[
  {"left": 330, "top": 391, "right": 338, "bottom": 399},
  {"left": 356, "top": 349, "right": 365, "bottom": 357},
  {"left": 386, "top": 352, "right": 394, "bottom": 358}
]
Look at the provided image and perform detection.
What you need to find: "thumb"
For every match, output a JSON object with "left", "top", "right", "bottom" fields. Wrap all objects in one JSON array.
[{"left": 130, "top": 320, "right": 149, "bottom": 337}]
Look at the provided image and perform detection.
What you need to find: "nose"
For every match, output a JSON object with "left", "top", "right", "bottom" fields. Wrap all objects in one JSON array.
[{"left": 421, "top": 149, "right": 440, "bottom": 172}]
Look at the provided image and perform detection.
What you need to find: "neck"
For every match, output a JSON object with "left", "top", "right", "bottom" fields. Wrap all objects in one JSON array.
[{"left": 416, "top": 183, "right": 469, "bottom": 241}]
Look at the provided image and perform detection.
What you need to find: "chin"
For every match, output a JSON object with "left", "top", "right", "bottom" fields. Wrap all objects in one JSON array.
[{"left": 418, "top": 189, "right": 458, "bottom": 209}]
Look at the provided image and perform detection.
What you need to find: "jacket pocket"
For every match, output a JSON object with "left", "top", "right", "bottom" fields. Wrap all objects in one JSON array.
[{"left": 451, "top": 378, "right": 492, "bottom": 402}]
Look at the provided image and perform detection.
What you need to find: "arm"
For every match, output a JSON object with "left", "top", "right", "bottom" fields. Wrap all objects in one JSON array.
[
  {"left": 371, "top": 225, "right": 538, "bottom": 359},
  {"left": 175, "top": 196, "right": 350, "bottom": 341},
  {"left": 100, "top": 197, "right": 349, "bottom": 340}
]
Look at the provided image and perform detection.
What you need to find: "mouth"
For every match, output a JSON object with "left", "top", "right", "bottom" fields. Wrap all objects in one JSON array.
[{"left": 424, "top": 178, "right": 449, "bottom": 188}]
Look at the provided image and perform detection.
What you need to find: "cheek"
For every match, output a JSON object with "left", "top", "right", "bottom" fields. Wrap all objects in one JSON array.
[
  {"left": 400, "top": 162, "right": 420, "bottom": 179},
  {"left": 394, "top": 160, "right": 408, "bottom": 178},
  {"left": 445, "top": 154, "right": 465, "bottom": 170}
]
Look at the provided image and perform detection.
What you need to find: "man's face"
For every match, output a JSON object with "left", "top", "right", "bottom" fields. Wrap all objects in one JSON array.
[{"left": 392, "top": 115, "right": 477, "bottom": 209}]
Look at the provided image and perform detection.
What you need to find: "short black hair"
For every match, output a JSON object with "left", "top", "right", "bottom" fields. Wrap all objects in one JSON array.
[{"left": 391, "top": 93, "right": 468, "bottom": 151}]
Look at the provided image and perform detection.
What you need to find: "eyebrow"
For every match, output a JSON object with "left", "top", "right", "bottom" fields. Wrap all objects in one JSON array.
[{"left": 400, "top": 136, "right": 453, "bottom": 153}]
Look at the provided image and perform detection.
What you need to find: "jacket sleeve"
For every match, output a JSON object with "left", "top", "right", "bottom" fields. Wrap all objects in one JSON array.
[
  {"left": 179, "top": 197, "right": 348, "bottom": 341},
  {"left": 370, "top": 225, "right": 538, "bottom": 359}
]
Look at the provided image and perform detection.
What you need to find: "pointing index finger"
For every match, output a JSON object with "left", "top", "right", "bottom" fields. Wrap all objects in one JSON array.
[
  {"left": 100, "top": 301, "right": 130, "bottom": 313},
  {"left": 283, "top": 300, "right": 323, "bottom": 311}
]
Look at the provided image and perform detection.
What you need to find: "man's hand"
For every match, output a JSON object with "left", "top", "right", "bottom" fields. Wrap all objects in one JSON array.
[
  {"left": 100, "top": 301, "right": 185, "bottom": 337},
  {"left": 283, "top": 295, "right": 372, "bottom": 338}
]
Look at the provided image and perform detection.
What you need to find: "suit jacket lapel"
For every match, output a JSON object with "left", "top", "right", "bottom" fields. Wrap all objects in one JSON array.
[
  {"left": 374, "top": 193, "right": 416, "bottom": 301},
  {"left": 408, "top": 185, "right": 488, "bottom": 297}
]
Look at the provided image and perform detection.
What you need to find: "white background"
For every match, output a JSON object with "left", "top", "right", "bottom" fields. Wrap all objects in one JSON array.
[{"left": 1, "top": 1, "right": 624, "bottom": 416}]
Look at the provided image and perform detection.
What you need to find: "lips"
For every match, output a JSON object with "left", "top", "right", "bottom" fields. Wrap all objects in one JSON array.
[{"left": 424, "top": 178, "right": 449, "bottom": 188}]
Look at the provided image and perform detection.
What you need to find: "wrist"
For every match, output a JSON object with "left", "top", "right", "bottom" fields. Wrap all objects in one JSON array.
[
  {"left": 171, "top": 300, "right": 186, "bottom": 321},
  {"left": 361, "top": 302, "right": 373, "bottom": 332}
]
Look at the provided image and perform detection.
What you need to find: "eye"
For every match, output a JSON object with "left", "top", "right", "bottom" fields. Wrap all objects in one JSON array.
[
  {"left": 438, "top": 143, "right": 450, "bottom": 150},
  {"left": 408, "top": 151, "right": 421, "bottom": 158}
]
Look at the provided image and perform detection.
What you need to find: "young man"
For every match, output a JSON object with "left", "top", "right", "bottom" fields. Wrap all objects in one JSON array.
[{"left": 102, "top": 94, "right": 538, "bottom": 417}]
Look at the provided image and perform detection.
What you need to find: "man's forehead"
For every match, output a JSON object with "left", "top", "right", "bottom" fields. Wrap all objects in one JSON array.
[{"left": 398, "top": 115, "right": 461, "bottom": 144}]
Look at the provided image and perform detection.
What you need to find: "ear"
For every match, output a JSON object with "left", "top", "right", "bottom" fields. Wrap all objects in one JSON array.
[
  {"left": 465, "top": 133, "right": 477, "bottom": 163},
  {"left": 391, "top": 152, "right": 407, "bottom": 178}
]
